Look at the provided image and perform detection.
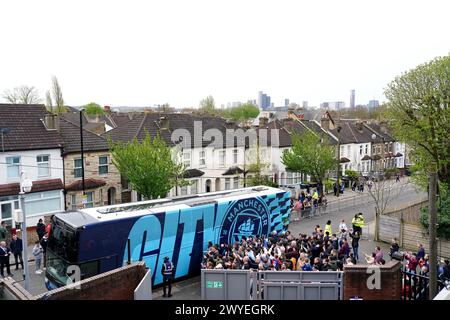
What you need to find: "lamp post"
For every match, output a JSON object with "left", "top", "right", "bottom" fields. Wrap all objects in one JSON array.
[
  {"left": 19, "top": 170, "right": 33, "bottom": 291},
  {"left": 371, "top": 134, "right": 376, "bottom": 174}
]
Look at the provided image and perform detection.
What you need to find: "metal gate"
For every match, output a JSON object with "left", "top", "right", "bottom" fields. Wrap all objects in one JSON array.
[
  {"left": 258, "top": 271, "right": 343, "bottom": 300},
  {"left": 201, "top": 269, "right": 343, "bottom": 300},
  {"left": 201, "top": 269, "right": 257, "bottom": 300}
]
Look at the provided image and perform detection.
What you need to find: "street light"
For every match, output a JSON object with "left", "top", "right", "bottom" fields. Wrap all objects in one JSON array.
[
  {"left": 19, "top": 170, "right": 32, "bottom": 291},
  {"left": 371, "top": 133, "right": 377, "bottom": 173}
]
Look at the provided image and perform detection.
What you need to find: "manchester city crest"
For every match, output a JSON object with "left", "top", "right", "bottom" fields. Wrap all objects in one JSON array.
[{"left": 218, "top": 197, "right": 270, "bottom": 244}]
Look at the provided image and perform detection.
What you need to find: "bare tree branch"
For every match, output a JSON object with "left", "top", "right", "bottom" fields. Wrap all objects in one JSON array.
[{"left": 2, "top": 86, "right": 41, "bottom": 104}]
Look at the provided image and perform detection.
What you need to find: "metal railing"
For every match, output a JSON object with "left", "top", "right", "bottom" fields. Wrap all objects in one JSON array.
[
  {"left": 289, "top": 181, "right": 421, "bottom": 222},
  {"left": 401, "top": 269, "right": 446, "bottom": 300}
]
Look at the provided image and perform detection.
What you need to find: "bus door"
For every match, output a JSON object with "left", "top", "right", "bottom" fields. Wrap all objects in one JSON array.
[{"left": 173, "top": 207, "right": 204, "bottom": 279}]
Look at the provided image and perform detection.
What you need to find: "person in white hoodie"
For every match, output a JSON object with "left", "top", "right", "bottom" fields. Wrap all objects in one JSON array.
[{"left": 32, "top": 240, "right": 44, "bottom": 274}]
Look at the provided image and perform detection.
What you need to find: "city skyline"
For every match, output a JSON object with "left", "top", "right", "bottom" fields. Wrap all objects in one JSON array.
[{"left": 0, "top": 0, "right": 449, "bottom": 109}]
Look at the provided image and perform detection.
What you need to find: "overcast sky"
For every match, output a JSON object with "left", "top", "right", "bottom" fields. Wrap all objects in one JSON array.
[{"left": 0, "top": 0, "right": 448, "bottom": 109}]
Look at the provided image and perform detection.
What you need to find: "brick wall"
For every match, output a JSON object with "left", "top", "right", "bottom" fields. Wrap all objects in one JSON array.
[
  {"left": 64, "top": 151, "right": 122, "bottom": 208},
  {"left": 34, "top": 262, "right": 147, "bottom": 300},
  {"left": 343, "top": 261, "right": 402, "bottom": 300}
]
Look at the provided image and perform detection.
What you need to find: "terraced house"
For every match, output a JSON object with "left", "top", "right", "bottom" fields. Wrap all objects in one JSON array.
[
  {"left": 0, "top": 104, "right": 65, "bottom": 229},
  {"left": 105, "top": 112, "right": 246, "bottom": 199},
  {"left": 59, "top": 117, "right": 122, "bottom": 209}
]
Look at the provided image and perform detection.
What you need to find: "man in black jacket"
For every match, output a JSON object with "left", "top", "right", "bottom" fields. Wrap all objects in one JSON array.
[
  {"left": 10, "top": 234, "right": 24, "bottom": 270},
  {"left": 36, "top": 219, "right": 46, "bottom": 241},
  {"left": 0, "top": 241, "right": 12, "bottom": 278}
]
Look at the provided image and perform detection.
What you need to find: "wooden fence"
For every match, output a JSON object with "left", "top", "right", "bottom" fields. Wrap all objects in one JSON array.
[{"left": 378, "top": 200, "right": 450, "bottom": 260}]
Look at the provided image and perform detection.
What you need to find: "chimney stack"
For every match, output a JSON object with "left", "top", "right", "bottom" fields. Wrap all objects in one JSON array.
[
  {"left": 355, "top": 121, "right": 363, "bottom": 131},
  {"left": 259, "top": 117, "right": 269, "bottom": 127},
  {"left": 225, "top": 119, "right": 236, "bottom": 129},
  {"left": 42, "top": 113, "right": 60, "bottom": 131},
  {"left": 320, "top": 114, "right": 330, "bottom": 131},
  {"left": 159, "top": 116, "right": 169, "bottom": 130}
]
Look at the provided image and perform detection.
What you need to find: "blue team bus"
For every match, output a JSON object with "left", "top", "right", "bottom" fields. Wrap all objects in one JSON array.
[{"left": 45, "top": 186, "right": 291, "bottom": 289}]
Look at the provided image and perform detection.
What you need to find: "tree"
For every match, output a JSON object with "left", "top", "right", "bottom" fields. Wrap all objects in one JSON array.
[
  {"left": 420, "top": 189, "right": 450, "bottom": 239},
  {"left": 385, "top": 56, "right": 450, "bottom": 190},
  {"left": 84, "top": 102, "right": 104, "bottom": 115},
  {"left": 51, "top": 76, "right": 67, "bottom": 113},
  {"left": 2, "top": 86, "right": 41, "bottom": 104},
  {"left": 45, "top": 90, "right": 53, "bottom": 111},
  {"left": 281, "top": 131, "right": 337, "bottom": 194},
  {"left": 229, "top": 103, "right": 260, "bottom": 126},
  {"left": 369, "top": 178, "right": 407, "bottom": 241},
  {"left": 156, "top": 103, "right": 174, "bottom": 113},
  {"left": 345, "top": 169, "right": 359, "bottom": 181},
  {"left": 245, "top": 142, "right": 276, "bottom": 187},
  {"left": 199, "top": 95, "right": 216, "bottom": 114},
  {"left": 109, "top": 132, "right": 187, "bottom": 199}
]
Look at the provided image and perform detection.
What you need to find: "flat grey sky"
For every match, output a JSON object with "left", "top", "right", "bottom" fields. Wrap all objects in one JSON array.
[{"left": 1, "top": 0, "right": 449, "bottom": 109}]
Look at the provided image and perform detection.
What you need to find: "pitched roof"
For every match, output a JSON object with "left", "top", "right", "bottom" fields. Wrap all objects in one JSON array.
[
  {"left": 363, "top": 122, "right": 395, "bottom": 143},
  {"left": 61, "top": 111, "right": 118, "bottom": 131},
  {"left": 0, "top": 104, "right": 63, "bottom": 152},
  {"left": 59, "top": 118, "right": 109, "bottom": 155},
  {"left": 108, "top": 113, "right": 132, "bottom": 127},
  {"left": 258, "top": 118, "right": 336, "bottom": 147},
  {"left": 65, "top": 178, "right": 106, "bottom": 192},
  {"left": 104, "top": 113, "right": 243, "bottom": 148},
  {"left": 182, "top": 169, "right": 205, "bottom": 179},
  {"left": 328, "top": 120, "right": 376, "bottom": 144}
]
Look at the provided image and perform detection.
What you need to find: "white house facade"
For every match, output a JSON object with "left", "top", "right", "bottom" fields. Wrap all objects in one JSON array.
[{"left": 0, "top": 104, "right": 65, "bottom": 228}]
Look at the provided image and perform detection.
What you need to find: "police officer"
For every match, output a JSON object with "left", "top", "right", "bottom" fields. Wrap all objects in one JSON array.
[{"left": 161, "top": 256, "right": 174, "bottom": 297}]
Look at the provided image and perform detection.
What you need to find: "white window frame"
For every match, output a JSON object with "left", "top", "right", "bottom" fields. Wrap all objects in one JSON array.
[
  {"left": 37, "top": 154, "right": 50, "bottom": 177},
  {"left": 183, "top": 152, "right": 191, "bottom": 168},
  {"left": 180, "top": 185, "right": 188, "bottom": 196},
  {"left": 6, "top": 156, "right": 20, "bottom": 179},
  {"left": 85, "top": 191, "right": 94, "bottom": 208},
  {"left": 71, "top": 194, "right": 77, "bottom": 210},
  {"left": 23, "top": 190, "right": 62, "bottom": 217},
  {"left": 225, "top": 178, "right": 231, "bottom": 190},
  {"left": 359, "top": 145, "right": 363, "bottom": 155},
  {"left": 199, "top": 150, "right": 206, "bottom": 167},
  {"left": 219, "top": 150, "right": 226, "bottom": 167},
  {"left": 191, "top": 180, "right": 198, "bottom": 194},
  {"left": 233, "top": 149, "right": 238, "bottom": 164},
  {"left": 233, "top": 177, "right": 239, "bottom": 189}
]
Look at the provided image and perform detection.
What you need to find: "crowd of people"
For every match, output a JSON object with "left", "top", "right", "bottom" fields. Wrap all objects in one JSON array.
[
  {"left": 389, "top": 238, "right": 450, "bottom": 281},
  {"left": 0, "top": 218, "right": 51, "bottom": 278},
  {"left": 201, "top": 213, "right": 387, "bottom": 272},
  {"left": 291, "top": 189, "right": 328, "bottom": 219}
]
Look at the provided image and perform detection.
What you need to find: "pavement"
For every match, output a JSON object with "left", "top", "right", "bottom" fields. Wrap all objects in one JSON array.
[{"left": 5, "top": 177, "right": 423, "bottom": 300}]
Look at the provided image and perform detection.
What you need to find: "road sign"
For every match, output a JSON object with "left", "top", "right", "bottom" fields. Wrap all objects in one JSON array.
[{"left": 81, "top": 195, "right": 88, "bottom": 205}]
